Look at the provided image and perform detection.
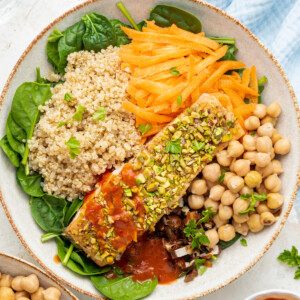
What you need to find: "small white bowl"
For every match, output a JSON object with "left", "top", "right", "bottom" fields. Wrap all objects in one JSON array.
[
  {"left": 245, "top": 289, "right": 300, "bottom": 300},
  {"left": 0, "top": 252, "right": 78, "bottom": 300}
]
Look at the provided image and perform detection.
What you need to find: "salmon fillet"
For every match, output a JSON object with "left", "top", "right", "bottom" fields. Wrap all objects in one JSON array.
[{"left": 65, "top": 94, "right": 235, "bottom": 266}]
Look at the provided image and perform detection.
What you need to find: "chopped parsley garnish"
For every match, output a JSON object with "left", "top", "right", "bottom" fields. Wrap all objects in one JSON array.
[
  {"left": 138, "top": 124, "right": 152, "bottom": 135},
  {"left": 257, "top": 76, "right": 268, "bottom": 104},
  {"left": 240, "top": 239, "right": 247, "bottom": 247},
  {"left": 192, "top": 140, "right": 205, "bottom": 152},
  {"left": 195, "top": 258, "right": 206, "bottom": 269},
  {"left": 227, "top": 121, "right": 234, "bottom": 128},
  {"left": 278, "top": 246, "right": 300, "bottom": 279},
  {"left": 65, "top": 136, "right": 80, "bottom": 159},
  {"left": 64, "top": 93, "right": 73, "bottom": 102},
  {"left": 165, "top": 138, "right": 182, "bottom": 154},
  {"left": 170, "top": 67, "right": 181, "bottom": 76},
  {"left": 250, "top": 131, "right": 256, "bottom": 136},
  {"left": 199, "top": 207, "right": 217, "bottom": 223},
  {"left": 177, "top": 94, "right": 182, "bottom": 106},
  {"left": 92, "top": 106, "right": 106, "bottom": 121},
  {"left": 199, "top": 267, "right": 207, "bottom": 276},
  {"left": 57, "top": 121, "right": 73, "bottom": 128},
  {"left": 72, "top": 105, "right": 86, "bottom": 121},
  {"left": 244, "top": 98, "right": 250, "bottom": 104},
  {"left": 218, "top": 166, "right": 229, "bottom": 184},
  {"left": 239, "top": 192, "right": 268, "bottom": 215}
]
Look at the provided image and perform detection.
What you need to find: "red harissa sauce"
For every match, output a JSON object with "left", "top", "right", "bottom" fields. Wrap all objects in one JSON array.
[{"left": 116, "top": 236, "right": 182, "bottom": 284}]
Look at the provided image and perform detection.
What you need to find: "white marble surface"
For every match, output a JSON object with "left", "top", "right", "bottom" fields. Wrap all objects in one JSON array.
[{"left": 0, "top": 1, "right": 299, "bottom": 299}]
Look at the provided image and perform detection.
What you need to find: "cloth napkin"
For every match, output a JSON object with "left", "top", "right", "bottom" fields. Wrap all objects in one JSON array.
[{"left": 205, "top": 0, "right": 300, "bottom": 216}]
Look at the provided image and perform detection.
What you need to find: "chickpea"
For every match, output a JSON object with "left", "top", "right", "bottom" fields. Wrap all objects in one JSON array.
[
  {"left": 264, "top": 174, "right": 281, "bottom": 193},
  {"left": 204, "top": 198, "right": 219, "bottom": 211},
  {"left": 256, "top": 136, "right": 273, "bottom": 153},
  {"left": 256, "top": 183, "right": 269, "bottom": 195},
  {"left": 242, "top": 135, "right": 256, "bottom": 151},
  {"left": 233, "top": 197, "right": 249, "bottom": 215},
  {"left": 188, "top": 195, "right": 204, "bottom": 210},
  {"left": 271, "top": 159, "right": 283, "bottom": 175},
  {"left": 223, "top": 172, "right": 235, "bottom": 187},
  {"left": 261, "top": 116, "right": 276, "bottom": 126},
  {"left": 257, "top": 122, "right": 274, "bottom": 137},
  {"left": 16, "top": 291, "right": 30, "bottom": 299},
  {"left": 270, "top": 148, "right": 275, "bottom": 159},
  {"left": 243, "top": 151, "right": 257, "bottom": 165},
  {"left": 271, "top": 129, "right": 282, "bottom": 145},
  {"left": 240, "top": 186, "right": 253, "bottom": 195},
  {"left": 205, "top": 229, "right": 219, "bottom": 248},
  {"left": 229, "top": 159, "right": 236, "bottom": 173},
  {"left": 12, "top": 275, "right": 24, "bottom": 292},
  {"left": 206, "top": 180, "right": 217, "bottom": 190},
  {"left": 227, "top": 175, "right": 244, "bottom": 193},
  {"left": 247, "top": 214, "right": 264, "bottom": 232},
  {"left": 267, "top": 101, "right": 281, "bottom": 118},
  {"left": 191, "top": 179, "right": 207, "bottom": 196},
  {"left": 202, "top": 163, "right": 221, "bottom": 182},
  {"left": 218, "top": 204, "right": 233, "bottom": 220},
  {"left": 254, "top": 104, "right": 267, "bottom": 119},
  {"left": 232, "top": 159, "right": 250, "bottom": 177},
  {"left": 267, "top": 193, "right": 284, "bottom": 210},
  {"left": 244, "top": 171, "right": 262, "bottom": 188},
  {"left": 209, "top": 185, "right": 225, "bottom": 201},
  {"left": 43, "top": 287, "right": 61, "bottom": 300},
  {"left": 260, "top": 211, "right": 276, "bottom": 225},
  {"left": 233, "top": 213, "right": 249, "bottom": 223},
  {"left": 218, "top": 224, "right": 235, "bottom": 241},
  {"left": 213, "top": 214, "right": 228, "bottom": 228},
  {"left": 0, "top": 274, "right": 12, "bottom": 287},
  {"left": 233, "top": 220, "right": 249, "bottom": 236},
  {"left": 216, "top": 150, "right": 232, "bottom": 167},
  {"left": 0, "top": 287, "right": 15, "bottom": 300},
  {"left": 256, "top": 202, "right": 271, "bottom": 214},
  {"left": 221, "top": 190, "right": 237, "bottom": 205},
  {"left": 255, "top": 162, "right": 273, "bottom": 178},
  {"left": 31, "top": 287, "right": 44, "bottom": 300},
  {"left": 18, "top": 297, "right": 30, "bottom": 300},
  {"left": 21, "top": 274, "right": 39, "bottom": 294},
  {"left": 244, "top": 116, "right": 260, "bottom": 131},
  {"left": 274, "top": 137, "right": 291, "bottom": 155},
  {"left": 227, "top": 140, "right": 244, "bottom": 158},
  {"left": 255, "top": 152, "right": 271, "bottom": 168}
]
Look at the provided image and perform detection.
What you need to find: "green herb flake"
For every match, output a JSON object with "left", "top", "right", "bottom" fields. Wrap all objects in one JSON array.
[
  {"left": 278, "top": 246, "right": 300, "bottom": 267},
  {"left": 295, "top": 267, "right": 300, "bottom": 280},
  {"left": 64, "top": 93, "right": 73, "bottom": 103},
  {"left": 170, "top": 67, "right": 181, "bottom": 76},
  {"left": 72, "top": 105, "right": 86, "bottom": 121},
  {"left": 218, "top": 172, "right": 225, "bottom": 184},
  {"left": 211, "top": 255, "right": 217, "bottom": 261},
  {"left": 138, "top": 124, "right": 152, "bottom": 135},
  {"left": 199, "top": 266, "right": 207, "bottom": 276},
  {"left": 244, "top": 98, "right": 250, "bottom": 104},
  {"left": 199, "top": 207, "right": 217, "bottom": 223},
  {"left": 195, "top": 258, "right": 206, "bottom": 269},
  {"left": 227, "top": 121, "right": 234, "bottom": 128},
  {"left": 165, "top": 138, "right": 182, "bottom": 154},
  {"left": 57, "top": 121, "right": 73, "bottom": 128},
  {"left": 250, "top": 131, "right": 256, "bottom": 136},
  {"left": 239, "top": 193, "right": 268, "bottom": 215},
  {"left": 240, "top": 239, "right": 247, "bottom": 247},
  {"left": 177, "top": 95, "right": 182, "bottom": 107},
  {"left": 92, "top": 107, "right": 106, "bottom": 121},
  {"left": 65, "top": 137, "right": 81, "bottom": 159}
]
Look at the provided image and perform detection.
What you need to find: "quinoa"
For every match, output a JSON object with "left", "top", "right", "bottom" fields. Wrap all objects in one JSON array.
[{"left": 28, "top": 47, "right": 141, "bottom": 200}]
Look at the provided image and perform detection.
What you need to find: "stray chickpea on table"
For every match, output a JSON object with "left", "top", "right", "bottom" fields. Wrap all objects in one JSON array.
[
  {"left": 185, "top": 101, "right": 290, "bottom": 245},
  {"left": 0, "top": 271, "right": 62, "bottom": 300}
]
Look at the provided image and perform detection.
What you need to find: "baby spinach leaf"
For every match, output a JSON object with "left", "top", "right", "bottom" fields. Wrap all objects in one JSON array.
[
  {"left": 110, "top": 19, "right": 131, "bottom": 46},
  {"left": 6, "top": 122, "right": 25, "bottom": 156},
  {"left": 116, "top": 1, "right": 140, "bottom": 31},
  {"left": 149, "top": 5, "right": 202, "bottom": 33},
  {"left": 48, "top": 29, "right": 64, "bottom": 42},
  {"left": 56, "top": 237, "right": 110, "bottom": 275},
  {"left": 7, "top": 113, "right": 26, "bottom": 143},
  {"left": 0, "top": 135, "right": 20, "bottom": 167},
  {"left": 221, "top": 45, "right": 238, "bottom": 61},
  {"left": 91, "top": 274, "right": 158, "bottom": 300},
  {"left": 30, "top": 194, "right": 67, "bottom": 233},
  {"left": 64, "top": 198, "right": 83, "bottom": 226},
  {"left": 82, "top": 13, "right": 115, "bottom": 51},
  {"left": 16, "top": 165, "right": 44, "bottom": 197},
  {"left": 10, "top": 82, "right": 52, "bottom": 164},
  {"left": 219, "top": 233, "right": 241, "bottom": 250}
]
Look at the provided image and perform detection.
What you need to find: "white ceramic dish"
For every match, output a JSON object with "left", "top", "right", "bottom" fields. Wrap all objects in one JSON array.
[
  {"left": 0, "top": 252, "right": 77, "bottom": 299},
  {"left": 0, "top": 0, "right": 299, "bottom": 299},
  {"left": 245, "top": 289, "right": 300, "bottom": 300}
]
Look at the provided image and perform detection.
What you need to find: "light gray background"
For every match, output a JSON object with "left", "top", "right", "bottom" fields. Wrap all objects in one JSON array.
[{"left": 0, "top": 1, "right": 299, "bottom": 299}]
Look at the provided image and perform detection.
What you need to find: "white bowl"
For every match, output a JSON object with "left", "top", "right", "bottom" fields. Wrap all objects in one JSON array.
[
  {"left": 0, "top": 0, "right": 299, "bottom": 299},
  {"left": 245, "top": 289, "right": 300, "bottom": 300},
  {"left": 0, "top": 252, "right": 77, "bottom": 299}
]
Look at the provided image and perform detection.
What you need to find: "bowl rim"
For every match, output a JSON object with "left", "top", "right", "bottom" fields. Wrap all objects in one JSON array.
[
  {"left": 0, "top": 0, "right": 299, "bottom": 299},
  {"left": 244, "top": 289, "right": 300, "bottom": 300},
  {"left": 0, "top": 252, "right": 78, "bottom": 299}
]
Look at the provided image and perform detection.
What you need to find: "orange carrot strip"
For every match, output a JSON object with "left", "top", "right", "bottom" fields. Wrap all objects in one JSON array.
[
  {"left": 222, "top": 87, "right": 245, "bottom": 108},
  {"left": 233, "top": 103, "right": 256, "bottom": 116},
  {"left": 242, "top": 68, "right": 250, "bottom": 86},
  {"left": 130, "top": 78, "right": 170, "bottom": 94},
  {"left": 188, "top": 54, "right": 195, "bottom": 81},
  {"left": 249, "top": 66, "right": 258, "bottom": 103},
  {"left": 153, "top": 82, "right": 187, "bottom": 104}
]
